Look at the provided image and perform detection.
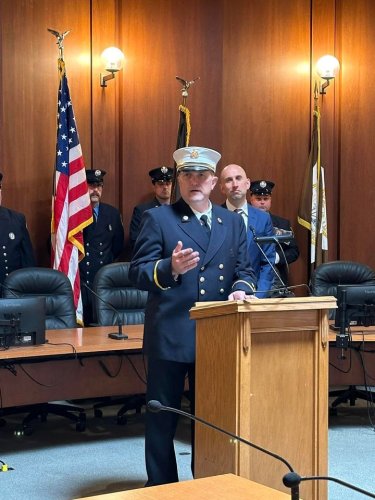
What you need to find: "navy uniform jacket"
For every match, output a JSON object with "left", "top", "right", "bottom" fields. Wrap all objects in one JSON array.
[
  {"left": 270, "top": 213, "right": 299, "bottom": 285},
  {"left": 129, "top": 198, "right": 257, "bottom": 363},
  {"left": 0, "top": 206, "right": 35, "bottom": 286},
  {"left": 223, "top": 203, "right": 276, "bottom": 298},
  {"left": 80, "top": 202, "right": 124, "bottom": 286},
  {"left": 129, "top": 198, "right": 161, "bottom": 249}
]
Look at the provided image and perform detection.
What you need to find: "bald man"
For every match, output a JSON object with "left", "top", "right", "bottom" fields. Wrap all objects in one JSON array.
[{"left": 220, "top": 164, "right": 276, "bottom": 297}]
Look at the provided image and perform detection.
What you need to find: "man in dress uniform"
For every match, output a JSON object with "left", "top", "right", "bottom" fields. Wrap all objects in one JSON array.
[
  {"left": 0, "top": 171, "right": 35, "bottom": 288},
  {"left": 80, "top": 169, "right": 124, "bottom": 325},
  {"left": 220, "top": 164, "right": 276, "bottom": 297},
  {"left": 129, "top": 147, "right": 257, "bottom": 486},
  {"left": 129, "top": 166, "right": 173, "bottom": 250},
  {"left": 250, "top": 180, "right": 299, "bottom": 286}
]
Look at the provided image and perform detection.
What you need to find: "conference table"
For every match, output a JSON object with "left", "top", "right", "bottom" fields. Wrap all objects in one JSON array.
[
  {"left": 1, "top": 323, "right": 374, "bottom": 409},
  {"left": 0, "top": 325, "right": 146, "bottom": 409},
  {"left": 328, "top": 327, "right": 375, "bottom": 386}
]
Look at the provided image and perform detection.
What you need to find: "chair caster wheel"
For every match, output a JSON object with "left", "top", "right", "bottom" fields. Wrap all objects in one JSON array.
[
  {"left": 76, "top": 421, "right": 86, "bottom": 432},
  {"left": 94, "top": 409, "right": 103, "bottom": 418},
  {"left": 23, "top": 426, "right": 34, "bottom": 436},
  {"left": 117, "top": 415, "right": 127, "bottom": 425}
]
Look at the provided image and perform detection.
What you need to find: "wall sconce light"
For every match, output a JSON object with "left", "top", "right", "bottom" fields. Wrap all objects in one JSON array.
[
  {"left": 100, "top": 47, "right": 125, "bottom": 88},
  {"left": 316, "top": 55, "right": 340, "bottom": 94}
]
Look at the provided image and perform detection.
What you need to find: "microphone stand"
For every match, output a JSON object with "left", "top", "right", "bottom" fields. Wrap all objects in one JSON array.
[
  {"left": 249, "top": 226, "right": 293, "bottom": 298},
  {"left": 148, "top": 401, "right": 375, "bottom": 499},
  {"left": 81, "top": 282, "right": 128, "bottom": 340}
]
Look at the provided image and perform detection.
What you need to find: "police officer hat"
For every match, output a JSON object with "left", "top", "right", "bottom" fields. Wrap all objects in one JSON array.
[
  {"left": 250, "top": 180, "right": 275, "bottom": 196},
  {"left": 148, "top": 166, "right": 174, "bottom": 184},
  {"left": 173, "top": 146, "right": 221, "bottom": 173},
  {"left": 86, "top": 169, "right": 106, "bottom": 185}
]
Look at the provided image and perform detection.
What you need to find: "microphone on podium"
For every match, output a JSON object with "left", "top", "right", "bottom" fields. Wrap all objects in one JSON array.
[
  {"left": 249, "top": 226, "right": 294, "bottom": 298},
  {"left": 81, "top": 281, "right": 128, "bottom": 340},
  {"left": 147, "top": 400, "right": 375, "bottom": 500},
  {"left": 254, "top": 234, "right": 294, "bottom": 244}
]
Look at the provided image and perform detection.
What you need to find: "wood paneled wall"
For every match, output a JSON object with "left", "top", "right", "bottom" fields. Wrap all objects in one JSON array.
[{"left": 0, "top": 0, "right": 374, "bottom": 284}]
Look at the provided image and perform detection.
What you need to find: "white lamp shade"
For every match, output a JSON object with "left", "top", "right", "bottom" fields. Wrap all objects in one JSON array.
[
  {"left": 101, "top": 47, "right": 125, "bottom": 72},
  {"left": 316, "top": 55, "right": 340, "bottom": 79}
]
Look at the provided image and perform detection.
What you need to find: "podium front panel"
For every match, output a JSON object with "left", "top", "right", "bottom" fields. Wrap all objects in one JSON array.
[{"left": 193, "top": 299, "right": 331, "bottom": 500}]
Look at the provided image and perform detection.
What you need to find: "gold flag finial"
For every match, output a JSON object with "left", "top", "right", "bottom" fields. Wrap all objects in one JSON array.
[
  {"left": 176, "top": 76, "right": 200, "bottom": 106},
  {"left": 48, "top": 29, "right": 70, "bottom": 60}
]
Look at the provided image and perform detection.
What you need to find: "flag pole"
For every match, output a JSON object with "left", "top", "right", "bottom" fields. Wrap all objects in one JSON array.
[
  {"left": 49, "top": 29, "right": 93, "bottom": 325},
  {"left": 171, "top": 76, "right": 199, "bottom": 202}
]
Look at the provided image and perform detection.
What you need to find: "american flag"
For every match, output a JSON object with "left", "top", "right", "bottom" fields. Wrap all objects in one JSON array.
[{"left": 51, "top": 59, "right": 93, "bottom": 324}]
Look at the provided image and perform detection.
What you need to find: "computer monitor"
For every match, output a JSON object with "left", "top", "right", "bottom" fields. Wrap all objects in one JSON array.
[
  {"left": 334, "top": 283, "right": 375, "bottom": 331},
  {"left": 0, "top": 297, "right": 46, "bottom": 348}
]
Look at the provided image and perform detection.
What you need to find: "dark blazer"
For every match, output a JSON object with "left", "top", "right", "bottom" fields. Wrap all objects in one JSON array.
[
  {"left": 222, "top": 203, "right": 276, "bottom": 298},
  {"left": 0, "top": 206, "right": 35, "bottom": 286},
  {"left": 247, "top": 204, "right": 276, "bottom": 297},
  {"left": 129, "top": 198, "right": 161, "bottom": 249},
  {"left": 270, "top": 213, "right": 299, "bottom": 285},
  {"left": 129, "top": 198, "right": 257, "bottom": 363},
  {"left": 80, "top": 202, "right": 124, "bottom": 287}
]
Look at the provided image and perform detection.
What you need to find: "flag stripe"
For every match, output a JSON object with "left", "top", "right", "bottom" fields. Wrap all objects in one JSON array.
[{"left": 51, "top": 59, "right": 92, "bottom": 324}]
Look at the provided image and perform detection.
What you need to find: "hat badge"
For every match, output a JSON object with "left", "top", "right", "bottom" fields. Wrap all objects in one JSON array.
[
  {"left": 95, "top": 170, "right": 101, "bottom": 177},
  {"left": 190, "top": 150, "right": 199, "bottom": 159},
  {"left": 260, "top": 181, "right": 267, "bottom": 188},
  {"left": 161, "top": 166, "right": 168, "bottom": 174}
]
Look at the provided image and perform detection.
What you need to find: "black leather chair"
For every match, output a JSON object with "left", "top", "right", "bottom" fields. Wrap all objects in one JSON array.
[
  {"left": 1, "top": 267, "right": 85, "bottom": 433},
  {"left": 3, "top": 267, "right": 78, "bottom": 329},
  {"left": 91, "top": 262, "right": 147, "bottom": 423},
  {"left": 310, "top": 260, "right": 375, "bottom": 411}
]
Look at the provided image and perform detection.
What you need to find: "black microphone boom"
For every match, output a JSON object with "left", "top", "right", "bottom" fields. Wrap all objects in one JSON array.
[
  {"left": 81, "top": 281, "right": 128, "bottom": 340},
  {"left": 147, "top": 400, "right": 295, "bottom": 473},
  {"left": 147, "top": 401, "right": 375, "bottom": 499},
  {"left": 254, "top": 234, "right": 294, "bottom": 244},
  {"left": 249, "top": 226, "right": 293, "bottom": 298}
]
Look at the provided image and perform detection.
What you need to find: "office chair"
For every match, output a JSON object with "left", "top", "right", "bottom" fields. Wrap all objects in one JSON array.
[
  {"left": 1, "top": 267, "right": 85, "bottom": 434},
  {"left": 310, "top": 260, "right": 375, "bottom": 412},
  {"left": 91, "top": 262, "right": 148, "bottom": 424}
]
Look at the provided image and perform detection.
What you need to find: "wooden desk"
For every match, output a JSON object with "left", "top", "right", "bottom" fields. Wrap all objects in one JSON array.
[
  {"left": 329, "top": 328, "right": 375, "bottom": 386},
  {"left": 76, "top": 474, "right": 292, "bottom": 499},
  {"left": 0, "top": 326, "right": 145, "bottom": 408}
]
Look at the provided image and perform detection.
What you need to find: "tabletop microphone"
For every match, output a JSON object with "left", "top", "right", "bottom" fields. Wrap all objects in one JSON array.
[
  {"left": 147, "top": 400, "right": 375, "bottom": 499},
  {"left": 81, "top": 281, "right": 128, "bottom": 340}
]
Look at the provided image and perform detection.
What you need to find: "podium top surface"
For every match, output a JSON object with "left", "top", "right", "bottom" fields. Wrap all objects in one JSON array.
[{"left": 190, "top": 295, "right": 337, "bottom": 319}]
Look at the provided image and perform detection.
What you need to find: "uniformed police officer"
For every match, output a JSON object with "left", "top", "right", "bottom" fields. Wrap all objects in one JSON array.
[
  {"left": 129, "top": 147, "right": 257, "bottom": 486},
  {"left": 80, "top": 169, "right": 124, "bottom": 325},
  {"left": 0, "top": 171, "right": 35, "bottom": 289},
  {"left": 249, "top": 180, "right": 299, "bottom": 287},
  {"left": 129, "top": 166, "right": 173, "bottom": 250}
]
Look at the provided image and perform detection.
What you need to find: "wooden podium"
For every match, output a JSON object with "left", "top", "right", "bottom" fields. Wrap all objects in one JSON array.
[{"left": 190, "top": 296, "right": 336, "bottom": 500}]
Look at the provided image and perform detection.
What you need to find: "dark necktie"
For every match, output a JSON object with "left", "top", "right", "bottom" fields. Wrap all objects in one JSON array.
[
  {"left": 234, "top": 208, "right": 244, "bottom": 215},
  {"left": 200, "top": 214, "right": 211, "bottom": 234}
]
